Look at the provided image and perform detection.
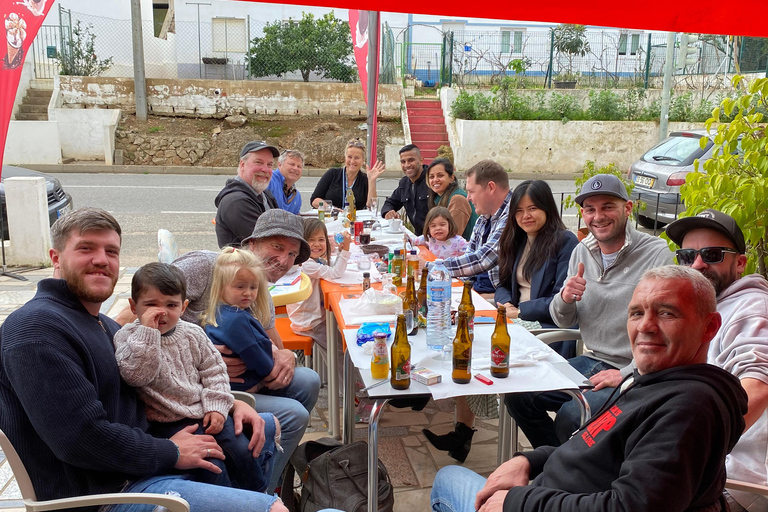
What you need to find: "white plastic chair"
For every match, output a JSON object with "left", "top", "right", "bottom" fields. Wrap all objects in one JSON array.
[{"left": 0, "top": 429, "right": 189, "bottom": 512}]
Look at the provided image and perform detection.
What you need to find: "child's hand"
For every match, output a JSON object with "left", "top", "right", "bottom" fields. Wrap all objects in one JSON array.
[
  {"left": 138, "top": 307, "right": 166, "bottom": 330},
  {"left": 203, "top": 411, "right": 226, "bottom": 435},
  {"left": 339, "top": 231, "right": 351, "bottom": 251}
]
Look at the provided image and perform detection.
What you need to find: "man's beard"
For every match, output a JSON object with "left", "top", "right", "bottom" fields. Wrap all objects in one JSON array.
[
  {"left": 701, "top": 268, "right": 737, "bottom": 296},
  {"left": 60, "top": 262, "right": 117, "bottom": 304},
  {"left": 251, "top": 178, "right": 269, "bottom": 195}
]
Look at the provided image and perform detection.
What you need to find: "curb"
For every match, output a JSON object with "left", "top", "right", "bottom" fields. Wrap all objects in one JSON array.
[{"left": 17, "top": 163, "right": 580, "bottom": 181}]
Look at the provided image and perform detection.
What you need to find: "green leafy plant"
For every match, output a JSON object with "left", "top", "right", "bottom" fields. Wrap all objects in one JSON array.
[
  {"left": 547, "top": 92, "right": 583, "bottom": 121},
  {"left": 587, "top": 90, "right": 625, "bottom": 121},
  {"left": 679, "top": 75, "right": 768, "bottom": 277},
  {"left": 56, "top": 20, "right": 113, "bottom": 76},
  {"left": 247, "top": 12, "right": 354, "bottom": 83},
  {"left": 563, "top": 161, "right": 640, "bottom": 217},
  {"left": 148, "top": 126, "right": 163, "bottom": 133},
  {"left": 553, "top": 24, "right": 590, "bottom": 80}
]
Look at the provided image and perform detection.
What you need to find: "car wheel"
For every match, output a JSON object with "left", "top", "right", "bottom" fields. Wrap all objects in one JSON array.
[{"left": 635, "top": 214, "right": 666, "bottom": 230}]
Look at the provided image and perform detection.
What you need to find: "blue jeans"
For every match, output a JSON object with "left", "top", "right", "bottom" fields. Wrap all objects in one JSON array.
[
  {"left": 102, "top": 474, "right": 279, "bottom": 512},
  {"left": 504, "top": 355, "right": 617, "bottom": 448},
  {"left": 149, "top": 414, "right": 277, "bottom": 493},
  {"left": 431, "top": 465, "right": 486, "bottom": 512},
  {"left": 252, "top": 366, "right": 320, "bottom": 492}
]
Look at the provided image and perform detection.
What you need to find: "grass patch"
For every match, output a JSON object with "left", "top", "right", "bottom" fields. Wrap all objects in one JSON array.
[
  {"left": 248, "top": 120, "right": 293, "bottom": 137},
  {"left": 148, "top": 126, "right": 163, "bottom": 133}
]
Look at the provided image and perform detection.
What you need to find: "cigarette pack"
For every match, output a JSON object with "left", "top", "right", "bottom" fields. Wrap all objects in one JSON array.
[{"left": 412, "top": 368, "right": 442, "bottom": 386}]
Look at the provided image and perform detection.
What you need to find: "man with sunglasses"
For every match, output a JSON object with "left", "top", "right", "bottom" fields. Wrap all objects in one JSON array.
[{"left": 667, "top": 209, "right": 768, "bottom": 512}]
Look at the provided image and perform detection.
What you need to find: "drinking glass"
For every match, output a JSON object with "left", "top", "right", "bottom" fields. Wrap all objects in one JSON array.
[{"left": 368, "top": 196, "right": 379, "bottom": 218}]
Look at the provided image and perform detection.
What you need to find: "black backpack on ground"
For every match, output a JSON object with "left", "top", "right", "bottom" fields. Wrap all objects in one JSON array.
[{"left": 280, "top": 437, "right": 395, "bottom": 512}]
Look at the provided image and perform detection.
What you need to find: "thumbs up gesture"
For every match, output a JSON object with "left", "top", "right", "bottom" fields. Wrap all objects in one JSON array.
[{"left": 562, "top": 262, "right": 587, "bottom": 304}]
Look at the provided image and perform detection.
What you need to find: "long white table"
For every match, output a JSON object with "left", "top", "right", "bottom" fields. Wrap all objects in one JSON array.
[{"left": 341, "top": 324, "right": 591, "bottom": 512}]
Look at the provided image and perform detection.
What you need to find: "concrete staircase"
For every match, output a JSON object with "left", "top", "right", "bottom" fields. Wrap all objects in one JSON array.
[
  {"left": 15, "top": 80, "right": 53, "bottom": 121},
  {"left": 406, "top": 99, "right": 450, "bottom": 165}
]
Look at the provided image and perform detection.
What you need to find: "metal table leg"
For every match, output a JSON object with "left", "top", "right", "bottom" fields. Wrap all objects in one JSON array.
[
  {"left": 342, "top": 350, "right": 355, "bottom": 444},
  {"left": 367, "top": 398, "right": 388, "bottom": 512},
  {"left": 498, "top": 394, "right": 518, "bottom": 464},
  {"left": 326, "top": 310, "right": 340, "bottom": 438},
  {"left": 563, "top": 390, "right": 591, "bottom": 425}
]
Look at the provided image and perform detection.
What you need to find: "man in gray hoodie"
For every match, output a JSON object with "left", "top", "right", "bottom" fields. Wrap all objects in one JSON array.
[
  {"left": 505, "top": 174, "right": 674, "bottom": 448},
  {"left": 667, "top": 209, "right": 768, "bottom": 512}
]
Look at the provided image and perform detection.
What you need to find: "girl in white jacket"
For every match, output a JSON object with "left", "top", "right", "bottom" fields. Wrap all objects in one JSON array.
[{"left": 287, "top": 219, "right": 351, "bottom": 354}]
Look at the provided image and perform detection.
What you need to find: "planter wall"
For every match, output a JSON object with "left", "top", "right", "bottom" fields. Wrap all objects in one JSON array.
[{"left": 451, "top": 118, "right": 703, "bottom": 173}]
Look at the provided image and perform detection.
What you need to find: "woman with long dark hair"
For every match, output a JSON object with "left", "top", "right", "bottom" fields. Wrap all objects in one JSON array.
[
  {"left": 426, "top": 158, "right": 478, "bottom": 240},
  {"left": 495, "top": 179, "right": 578, "bottom": 336},
  {"left": 423, "top": 180, "right": 578, "bottom": 462}
]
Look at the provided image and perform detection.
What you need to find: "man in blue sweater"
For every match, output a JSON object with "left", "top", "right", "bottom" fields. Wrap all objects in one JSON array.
[{"left": 0, "top": 208, "right": 289, "bottom": 512}]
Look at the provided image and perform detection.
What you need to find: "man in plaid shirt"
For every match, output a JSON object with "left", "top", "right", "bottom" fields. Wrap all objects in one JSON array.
[{"left": 443, "top": 160, "right": 511, "bottom": 293}]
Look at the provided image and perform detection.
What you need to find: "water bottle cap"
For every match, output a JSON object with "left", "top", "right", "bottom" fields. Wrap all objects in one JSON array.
[{"left": 434, "top": 259, "right": 444, "bottom": 264}]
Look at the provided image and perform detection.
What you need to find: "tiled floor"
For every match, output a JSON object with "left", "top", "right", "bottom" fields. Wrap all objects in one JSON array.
[{"left": 0, "top": 267, "right": 531, "bottom": 511}]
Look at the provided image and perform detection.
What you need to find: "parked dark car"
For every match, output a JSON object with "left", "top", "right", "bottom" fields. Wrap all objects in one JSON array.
[
  {"left": 1, "top": 165, "right": 73, "bottom": 240},
  {"left": 627, "top": 130, "right": 715, "bottom": 229}
]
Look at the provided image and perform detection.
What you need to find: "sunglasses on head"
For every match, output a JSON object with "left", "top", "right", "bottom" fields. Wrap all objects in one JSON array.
[{"left": 675, "top": 246, "right": 738, "bottom": 266}]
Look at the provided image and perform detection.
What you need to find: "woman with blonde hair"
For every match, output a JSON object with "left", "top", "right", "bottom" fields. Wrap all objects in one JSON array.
[{"left": 310, "top": 139, "right": 385, "bottom": 211}]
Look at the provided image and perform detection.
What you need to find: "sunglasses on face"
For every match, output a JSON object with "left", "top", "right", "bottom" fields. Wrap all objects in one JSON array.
[{"left": 675, "top": 247, "right": 738, "bottom": 266}]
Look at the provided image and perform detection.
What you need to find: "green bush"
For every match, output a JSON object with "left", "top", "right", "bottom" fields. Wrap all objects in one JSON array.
[
  {"left": 450, "top": 88, "right": 716, "bottom": 124},
  {"left": 587, "top": 90, "right": 625, "bottom": 120}
]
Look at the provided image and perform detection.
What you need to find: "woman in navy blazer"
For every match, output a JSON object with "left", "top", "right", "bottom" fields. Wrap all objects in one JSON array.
[
  {"left": 494, "top": 180, "right": 579, "bottom": 341},
  {"left": 424, "top": 180, "right": 578, "bottom": 461}
]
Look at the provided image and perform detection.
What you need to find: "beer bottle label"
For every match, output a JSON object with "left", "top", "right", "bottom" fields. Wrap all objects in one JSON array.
[
  {"left": 491, "top": 347, "right": 508, "bottom": 368},
  {"left": 468, "top": 318, "right": 474, "bottom": 338},
  {"left": 454, "top": 348, "right": 471, "bottom": 371},
  {"left": 395, "top": 358, "right": 411, "bottom": 380}
]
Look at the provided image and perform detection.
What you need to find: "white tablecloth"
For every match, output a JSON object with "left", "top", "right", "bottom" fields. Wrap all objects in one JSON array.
[{"left": 343, "top": 323, "right": 579, "bottom": 399}]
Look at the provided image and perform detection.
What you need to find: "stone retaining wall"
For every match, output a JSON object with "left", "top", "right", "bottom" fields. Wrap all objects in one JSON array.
[{"left": 116, "top": 128, "right": 211, "bottom": 166}]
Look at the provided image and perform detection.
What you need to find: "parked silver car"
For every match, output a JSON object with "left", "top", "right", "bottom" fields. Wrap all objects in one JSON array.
[
  {"left": 1, "top": 165, "right": 73, "bottom": 240},
  {"left": 627, "top": 130, "right": 714, "bottom": 229}
]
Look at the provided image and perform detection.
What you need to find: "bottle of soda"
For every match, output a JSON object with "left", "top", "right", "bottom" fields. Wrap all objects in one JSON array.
[
  {"left": 407, "top": 249, "right": 419, "bottom": 278},
  {"left": 390, "top": 314, "right": 411, "bottom": 390},
  {"left": 458, "top": 280, "right": 475, "bottom": 340},
  {"left": 417, "top": 267, "right": 429, "bottom": 327},
  {"left": 490, "top": 305, "right": 510, "bottom": 378},
  {"left": 318, "top": 201, "right": 325, "bottom": 222},
  {"left": 403, "top": 270, "right": 420, "bottom": 335},
  {"left": 452, "top": 311, "right": 472, "bottom": 384},
  {"left": 371, "top": 333, "right": 389, "bottom": 380},
  {"left": 362, "top": 272, "right": 371, "bottom": 292},
  {"left": 346, "top": 188, "right": 356, "bottom": 222}
]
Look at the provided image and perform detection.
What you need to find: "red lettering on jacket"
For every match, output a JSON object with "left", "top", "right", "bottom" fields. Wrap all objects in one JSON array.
[{"left": 581, "top": 406, "right": 623, "bottom": 447}]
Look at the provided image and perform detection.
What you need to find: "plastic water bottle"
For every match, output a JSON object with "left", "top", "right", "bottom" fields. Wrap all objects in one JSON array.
[{"left": 426, "top": 259, "right": 452, "bottom": 350}]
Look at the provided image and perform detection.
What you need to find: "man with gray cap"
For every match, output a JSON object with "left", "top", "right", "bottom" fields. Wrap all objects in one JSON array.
[
  {"left": 667, "top": 209, "right": 768, "bottom": 512},
  {"left": 172, "top": 209, "right": 319, "bottom": 493},
  {"left": 506, "top": 174, "right": 673, "bottom": 448},
  {"left": 215, "top": 141, "right": 281, "bottom": 248}
]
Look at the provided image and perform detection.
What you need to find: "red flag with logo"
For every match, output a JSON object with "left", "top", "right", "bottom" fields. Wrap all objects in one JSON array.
[
  {"left": 349, "top": 10, "right": 369, "bottom": 101},
  {"left": 0, "top": 0, "right": 54, "bottom": 175}
]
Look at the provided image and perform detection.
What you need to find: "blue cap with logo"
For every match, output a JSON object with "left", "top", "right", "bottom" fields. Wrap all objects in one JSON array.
[{"left": 574, "top": 174, "right": 629, "bottom": 206}]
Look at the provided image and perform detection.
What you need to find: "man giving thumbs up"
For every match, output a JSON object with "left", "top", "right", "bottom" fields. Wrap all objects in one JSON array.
[{"left": 504, "top": 174, "right": 674, "bottom": 448}]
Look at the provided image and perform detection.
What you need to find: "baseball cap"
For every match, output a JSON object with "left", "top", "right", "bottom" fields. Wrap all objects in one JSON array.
[
  {"left": 240, "top": 140, "right": 280, "bottom": 159},
  {"left": 666, "top": 209, "right": 746, "bottom": 254},
  {"left": 241, "top": 209, "right": 311, "bottom": 264},
  {"left": 574, "top": 174, "right": 630, "bottom": 206}
]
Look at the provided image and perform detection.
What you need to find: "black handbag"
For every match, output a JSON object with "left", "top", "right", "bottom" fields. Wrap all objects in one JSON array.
[{"left": 280, "top": 437, "right": 395, "bottom": 512}]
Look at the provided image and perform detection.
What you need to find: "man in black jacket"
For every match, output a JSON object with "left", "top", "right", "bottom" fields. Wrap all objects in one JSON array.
[
  {"left": 381, "top": 144, "right": 430, "bottom": 236},
  {"left": 215, "top": 141, "right": 280, "bottom": 247},
  {"left": 431, "top": 265, "right": 747, "bottom": 512}
]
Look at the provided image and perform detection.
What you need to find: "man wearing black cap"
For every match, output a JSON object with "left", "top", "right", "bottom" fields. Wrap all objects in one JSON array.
[
  {"left": 506, "top": 174, "right": 673, "bottom": 449},
  {"left": 667, "top": 209, "right": 768, "bottom": 512},
  {"left": 215, "top": 141, "right": 281, "bottom": 248}
]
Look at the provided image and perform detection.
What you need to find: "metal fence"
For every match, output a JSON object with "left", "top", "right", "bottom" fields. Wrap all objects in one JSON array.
[
  {"left": 401, "top": 30, "right": 768, "bottom": 89},
  {"left": 29, "top": 10, "right": 768, "bottom": 86}
]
